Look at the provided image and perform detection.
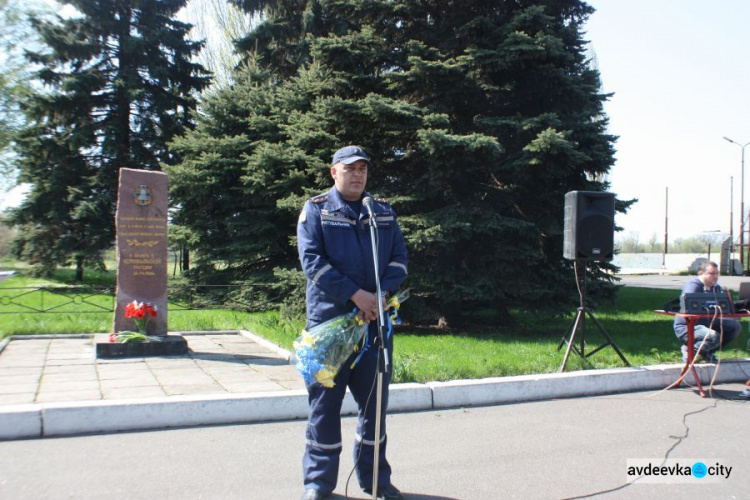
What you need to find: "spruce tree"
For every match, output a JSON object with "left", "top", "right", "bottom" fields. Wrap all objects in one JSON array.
[
  {"left": 171, "top": 0, "right": 628, "bottom": 325},
  {"left": 168, "top": 59, "right": 327, "bottom": 309},
  {"left": 9, "top": 0, "right": 209, "bottom": 279}
]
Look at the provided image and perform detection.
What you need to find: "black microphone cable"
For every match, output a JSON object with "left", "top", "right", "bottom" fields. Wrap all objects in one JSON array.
[{"left": 344, "top": 329, "right": 381, "bottom": 500}]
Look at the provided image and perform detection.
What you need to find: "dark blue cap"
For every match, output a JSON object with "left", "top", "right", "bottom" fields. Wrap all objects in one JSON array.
[{"left": 332, "top": 145, "right": 369, "bottom": 165}]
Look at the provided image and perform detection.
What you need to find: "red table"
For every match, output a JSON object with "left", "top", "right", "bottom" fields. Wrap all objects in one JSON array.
[{"left": 655, "top": 310, "right": 748, "bottom": 397}]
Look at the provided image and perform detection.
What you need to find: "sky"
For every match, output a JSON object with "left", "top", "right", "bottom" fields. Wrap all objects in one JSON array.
[
  {"left": 3, "top": 0, "right": 750, "bottom": 244},
  {"left": 584, "top": 0, "right": 750, "bottom": 242}
]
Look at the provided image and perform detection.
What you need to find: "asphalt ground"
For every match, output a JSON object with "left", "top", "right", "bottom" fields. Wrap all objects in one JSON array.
[{"left": 0, "top": 383, "right": 748, "bottom": 499}]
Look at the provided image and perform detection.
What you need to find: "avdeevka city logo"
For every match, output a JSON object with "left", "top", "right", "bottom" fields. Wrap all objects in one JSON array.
[
  {"left": 691, "top": 462, "right": 708, "bottom": 479},
  {"left": 626, "top": 459, "right": 731, "bottom": 484}
]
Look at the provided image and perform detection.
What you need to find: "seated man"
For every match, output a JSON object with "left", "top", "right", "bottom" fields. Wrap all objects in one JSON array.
[{"left": 673, "top": 261, "right": 740, "bottom": 363}]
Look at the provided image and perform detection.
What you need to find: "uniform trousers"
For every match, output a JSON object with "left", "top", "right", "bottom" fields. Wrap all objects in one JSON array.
[{"left": 303, "top": 324, "right": 392, "bottom": 493}]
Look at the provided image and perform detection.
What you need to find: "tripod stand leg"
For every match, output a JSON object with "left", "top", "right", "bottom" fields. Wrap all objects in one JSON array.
[
  {"left": 558, "top": 313, "right": 579, "bottom": 351},
  {"left": 584, "top": 308, "right": 630, "bottom": 366},
  {"left": 559, "top": 308, "right": 585, "bottom": 372},
  {"left": 560, "top": 260, "right": 628, "bottom": 370}
]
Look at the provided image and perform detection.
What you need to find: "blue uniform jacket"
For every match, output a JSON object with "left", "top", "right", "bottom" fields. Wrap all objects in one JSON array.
[{"left": 297, "top": 187, "right": 408, "bottom": 328}]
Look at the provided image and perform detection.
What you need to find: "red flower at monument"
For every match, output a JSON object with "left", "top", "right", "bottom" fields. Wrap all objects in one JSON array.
[
  {"left": 111, "top": 300, "right": 160, "bottom": 343},
  {"left": 124, "top": 300, "right": 158, "bottom": 333}
]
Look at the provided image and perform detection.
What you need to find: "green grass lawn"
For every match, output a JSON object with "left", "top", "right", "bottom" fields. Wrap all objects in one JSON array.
[{"left": 1, "top": 267, "right": 748, "bottom": 383}]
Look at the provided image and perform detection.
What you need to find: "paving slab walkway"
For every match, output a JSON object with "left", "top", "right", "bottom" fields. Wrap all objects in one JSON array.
[{"left": 0, "top": 332, "right": 304, "bottom": 406}]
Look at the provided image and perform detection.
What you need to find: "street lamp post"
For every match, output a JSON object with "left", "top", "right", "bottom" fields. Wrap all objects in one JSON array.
[
  {"left": 661, "top": 186, "right": 669, "bottom": 269},
  {"left": 723, "top": 137, "right": 750, "bottom": 274},
  {"left": 730, "top": 176, "right": 734, "bottom": 272}
]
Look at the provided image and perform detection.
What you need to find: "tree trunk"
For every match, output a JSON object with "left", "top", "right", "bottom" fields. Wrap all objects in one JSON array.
[
  {"left": 75, "top": 255, "right": 84, "bottom": 282},
  {"left": 182, "top": 247, "right": 190, "bottom": 271},
  {"left": 437, "top": 301, "right": 463, "bottom": 329}
]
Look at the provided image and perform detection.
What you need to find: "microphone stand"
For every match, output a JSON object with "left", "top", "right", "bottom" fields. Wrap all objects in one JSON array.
[{"left": 365, "top": 207, "right": 388, "bottom": 500}]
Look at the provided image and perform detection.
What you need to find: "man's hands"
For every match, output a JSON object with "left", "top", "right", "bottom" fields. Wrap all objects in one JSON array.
[{"left": 350, "top": 289, "right": 386, "bottom": 323}]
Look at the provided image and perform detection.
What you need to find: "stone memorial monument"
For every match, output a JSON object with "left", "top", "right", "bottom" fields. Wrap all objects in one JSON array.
[{"left": 96, "top": 167, "right": 187, "bottom": 358}]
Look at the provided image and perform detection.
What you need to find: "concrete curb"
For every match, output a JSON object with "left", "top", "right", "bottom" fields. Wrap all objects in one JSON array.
[
  {"left": 0, "top": 382, "right": 433, "bottom": 440},
  {"left": 0, "top": 405, "right": 41, "bottom": 440},
  {"left": 238, "top": 329, "right": 295, "bottom": 364},
  {"left": 1, "top": 360, "right": 748, "bottom": 441},
  {"left": 428, "top": 361, "right": 750, "bottom": 408}
]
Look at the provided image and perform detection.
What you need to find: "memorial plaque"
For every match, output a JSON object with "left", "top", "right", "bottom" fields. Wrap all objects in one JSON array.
[{"left": 113, "top": 168, "right": 169, "bottom": 335}]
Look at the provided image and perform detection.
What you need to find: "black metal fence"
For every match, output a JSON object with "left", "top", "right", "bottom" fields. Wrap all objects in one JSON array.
[{"left": 0, "top": 284, "right": 279, "bottom": 314}]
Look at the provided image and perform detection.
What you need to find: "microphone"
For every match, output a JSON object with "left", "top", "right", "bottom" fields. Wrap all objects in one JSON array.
[{"left": 363, "top": 196, "right": 377, "bottom": 228}]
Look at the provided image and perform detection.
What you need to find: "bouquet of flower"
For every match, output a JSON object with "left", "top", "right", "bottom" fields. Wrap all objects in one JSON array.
[
  {"left": 294, "top": 289, "right": 409, "bottom": 388},
  {"left": 110, "top": 300, "right": 161, "bottom": 343}
]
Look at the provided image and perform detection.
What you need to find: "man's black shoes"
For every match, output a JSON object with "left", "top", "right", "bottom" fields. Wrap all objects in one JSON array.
[
  {"left": 301, "top": 483, "right": 404, "bottom": 500},
  {"left": 362, "top": 483, "right": 405, "bottom": 500},
  {"left": 300, "top": 489, "right": 329, "bottom": 500}
]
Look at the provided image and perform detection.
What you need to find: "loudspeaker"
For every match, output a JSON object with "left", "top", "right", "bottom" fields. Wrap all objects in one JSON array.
[{"left": 563, "top": 191, "right": 614, "bottom": 261}]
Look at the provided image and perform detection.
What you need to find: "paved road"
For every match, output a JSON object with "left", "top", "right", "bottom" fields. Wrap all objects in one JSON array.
[
  {"left": 1, "top": 384, "right": 748, "bottom": 500},
  {"left": 618, "top": 274, "right": 750, "bottom": 292}
]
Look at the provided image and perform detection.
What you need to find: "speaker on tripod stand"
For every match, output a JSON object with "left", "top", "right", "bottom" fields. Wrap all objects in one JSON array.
[
  {"left": 563, "top": 190, "right": 615, "bottom": 261},
  {"left": 558, "top": 191, "right": 629, "bottom": 371}
]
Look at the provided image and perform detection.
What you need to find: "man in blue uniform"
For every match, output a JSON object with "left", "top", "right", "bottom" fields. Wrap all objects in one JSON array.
[
  {"left": 297, "top": 145, "right": 408, "bottom": 500},
  {"left": 673, "top": 261, "right": 739, "bottom": 363}
]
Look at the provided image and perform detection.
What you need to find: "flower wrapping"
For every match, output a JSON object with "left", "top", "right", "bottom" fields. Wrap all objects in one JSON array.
[{"left": 294, "top": 289, "right": 409, "bottom": 388}]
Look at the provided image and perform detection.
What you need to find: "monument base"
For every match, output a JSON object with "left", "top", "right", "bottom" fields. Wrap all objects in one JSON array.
[{"left": 95, "top": 334, "right": 189, "bottom": 359}]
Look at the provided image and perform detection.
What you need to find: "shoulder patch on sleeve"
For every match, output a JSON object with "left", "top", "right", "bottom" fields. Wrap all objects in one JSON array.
[{"left": 298, "top": 210, "right": 307, "bottom": 224}]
